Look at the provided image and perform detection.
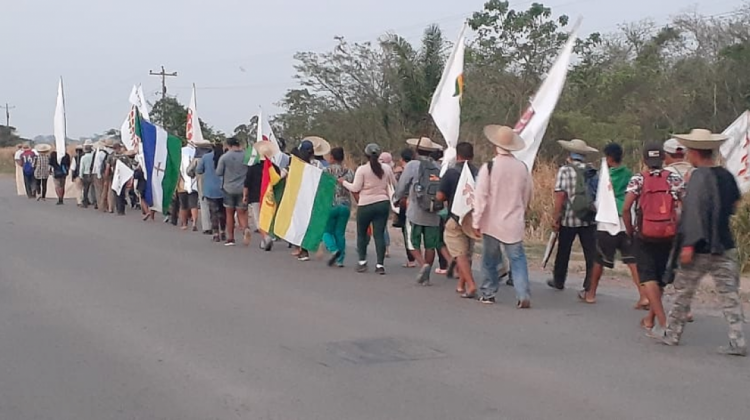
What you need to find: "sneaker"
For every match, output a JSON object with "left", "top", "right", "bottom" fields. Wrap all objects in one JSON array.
[
  {"left": 225, "top": 239, "right": 236, "bottom": 247},
  {"left": 328, "top": 251, "right": 342, "bottom": 267},
  {"left": 203, "top": 230, "right": 213, "bottom": 235},
  {"left": 646, "top": 324, "right": 668, "bottom": 341},
  {"left": 375, "top": 265, "right": 386, "bottom": 275},
  {"left": 717, "top": 344, "right": 748, "bottom": 357},
  {"left": 212, "top": 235, "right": 221, "bottom": 243},
  {"left": 243, "top": 228, "right": 252, "bottom": 246},
  {"left": 417, "top": 264, "right": 431, "bottom": 285},
  {"left": 298, "top": 251, "right": 310, "bottom": 262},
  {"left": 336, "top": 262, "right": 345, "bottom": 268},
  {"left": 220, "top": 233, "right": 227, "bottom": 242},
  {"left": 356, "top": 262, "right": 368, "bottom": 273},
  {"left": 478, "top": 296, "right": 496, "bottom": 304}
]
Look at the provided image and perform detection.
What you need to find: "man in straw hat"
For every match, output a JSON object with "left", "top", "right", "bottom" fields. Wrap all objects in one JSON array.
[
  {"left": 623, "top": 142, "right": 685, "bottom": 337},
  {"left": 548, "top": 138, "right": 599, "bottom": 293},
  {"left": 472, "top": 126, "right": 533, "bottom": 307},
  {"left": 71, "top": 144, "right": 85, "bottom": 206},
  {"left": 79, "top": 140, "right": 96, "bottom": 208},
  {"left": 437, "top": 141, "right": 480, "bottom": 299},
  {"left": 94, "top": 138, "right": 115, "bottom": 212},
  {"left": 33, "top": 143, "right": 52, "bottom": 201},
  {"left": 395, "top": 137, "right": 444, "bottom": 285},
  {"left": 654, "top": 129, "right": 747, "bottom": 356},
  {"left": 188, "top": 139, "right": 215, "bottom": 234}
]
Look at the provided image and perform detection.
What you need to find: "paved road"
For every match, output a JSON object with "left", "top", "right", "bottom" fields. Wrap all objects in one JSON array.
[{"left": 0, "top": 180, "right": 748, "bottom": 420}]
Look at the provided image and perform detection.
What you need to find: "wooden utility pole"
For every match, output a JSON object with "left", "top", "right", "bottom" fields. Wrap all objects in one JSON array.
[
  {"left": 149, "top": 66, "right": 178, "bottom": 99},
  {"left": 1, "top": 103, "right": 15, "bottom": 126}
]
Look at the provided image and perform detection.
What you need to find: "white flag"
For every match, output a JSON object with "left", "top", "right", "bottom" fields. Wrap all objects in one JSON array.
[
  {"left": 248, "top": 107, "right": 282, "bottom": 166},
  {"left": 181, "top": 146, "right": 197, "bottom": 194},
  {"left": 451, "top": 162, "right": 475, "bottom": 222},
  {"left": 513, "top": 18, "right": 581, "bottom": 173},
  {"left": 53, "top": 77, "right": 66, "bottom": 164},
  {"left": 131, "top": 85, "right": 150, "bottom": 121},
  {"left": 720, "top": 111, "right": 750, "bottom": 194},
  {"left": 186, "top": 84, "right": 205, "bottom": 145},
  {"left": 429, "top": 23, "right": 467, "bottom": 175},
  {"left": 111, "top": 160, "right": 134, "bottom": 194},
  {"left": 595, "top": 158, "right": 621, "bottom": 235}
]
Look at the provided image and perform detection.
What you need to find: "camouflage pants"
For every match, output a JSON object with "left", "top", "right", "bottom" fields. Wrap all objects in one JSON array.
[{"left": 665, "top": 252, "right": 746, "bottom": 350}]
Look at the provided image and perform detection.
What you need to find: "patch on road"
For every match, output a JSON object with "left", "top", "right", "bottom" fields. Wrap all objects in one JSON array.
[{"left": 326, "top": 337, "right": 445, "bottom": 365}]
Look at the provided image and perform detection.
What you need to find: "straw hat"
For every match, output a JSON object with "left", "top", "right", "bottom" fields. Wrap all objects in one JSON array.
[
  {"left": 406, "top": 137, "right": 444, "bottom": 151},
  {"left": 673, "top": 128, "right": 729, "bottom": 150},
  {"left": 35, "top": 143, "right": 52, "bottom": 153},
  {"left": 304, "top": 136, "right": 331, "bottom": 157},
  {"left": 483, "top": 125, "right": 525, "bottom": 152},
  {"left": 253, "top": 140, "right": 280, "bottom": 160},
  {"left": 557, "top": 139, "right": 598, "bottom": 154},
  {"left": 101, "top": 138, "right": 114, "bottom": 148},
  {"left": 190, "top": 139, "right": 213, "bottom": 149},
  {"left": 461, "top": 213, "right": 482, "bottom": 240}
]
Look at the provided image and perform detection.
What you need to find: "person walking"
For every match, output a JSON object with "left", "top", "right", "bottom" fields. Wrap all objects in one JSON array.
[
  {"left": 548, "top": 139, "right": 599, "bottom": 292},
  {"left": 71, "top": 145, "right": 84, "bottom": 206},
  {"left": 394, "top": 148, "right": 417, "bottom": 268},
  {"left": 656, "top": 129, "right": 746, "bottom": 356},
  {"left": 94, "top": 139, "right": 115, "bottom": 213},
  {"left": 33, "top": 144, "right": 52, "bottom": 201},
  {"left": 342, "top": 143, "right": 396, "bottom": 274},
  {"left": 216, "top": 137, "right": 249, "bottom": 247},
  {"left": 437, "top": 142, "right": 479, "bottom": 299},
  {"left": 196, "top": 143, "right": 227, "bottom": 242},
  {"left": 623, "top": 143, "right": 684, "bottom": 336},
  {"left": 79, "top": 140, "right": 95, "bottom": 208},
  {"left": 583, "top": 143, "right": 646, "bottom": 308},
  {"left": 323, "top": 147, "right": 354, "bottom": 267},
  {"left": 394, "top": 137, "right": 444, "bottom": 285},
  {"left": 19, "top": 143, "right": 38, "bottom": 198},
  {"left": 293, "top": 138, "right": 330, "bottom": 261},
  {"left": 49, "top": 150, "right": 71, "bottom": 205},
  {"left": 472, "top": 126, "right": 533, "bottom": 307}
]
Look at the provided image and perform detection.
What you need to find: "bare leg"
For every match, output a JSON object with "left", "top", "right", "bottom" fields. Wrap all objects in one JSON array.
[
  {"left": 456, "top": 255, "right": 476, "bottom": 295},
  {"left": 225, "top": 208, "right": 236, "bottom": 242},
  {"left": 642, "top": 282, "right": 666, "bottom": 328},
  {"left": 191, "top": 208, "right": 199, "bottom": 229},
  {"left": 585, "top": 263, "right": 604, "bottom": 303},
  {"left": 628, "top": 263, "right": 649, "bottom": 309},
  {"left": 410, "top": 250, "right": 426, "bottom": 266}
]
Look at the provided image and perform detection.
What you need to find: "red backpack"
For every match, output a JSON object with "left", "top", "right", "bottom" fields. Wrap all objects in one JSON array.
[{"left": 637, "top": 171, "right": 678, "bottom": 242}]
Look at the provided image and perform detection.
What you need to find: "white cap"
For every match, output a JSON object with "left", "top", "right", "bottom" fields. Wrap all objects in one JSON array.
[{"left": 663, "top": 138, "right": 686, "bottom": 155}]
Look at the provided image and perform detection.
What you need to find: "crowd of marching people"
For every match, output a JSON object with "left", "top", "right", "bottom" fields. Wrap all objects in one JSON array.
[{"left": 13, "top": 124, "right": 747, "bottom": 357}]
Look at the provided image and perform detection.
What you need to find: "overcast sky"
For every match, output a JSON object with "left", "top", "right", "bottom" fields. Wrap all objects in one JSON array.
[{"left": 2, "top": 0, "right": 745, "bottom": 138}]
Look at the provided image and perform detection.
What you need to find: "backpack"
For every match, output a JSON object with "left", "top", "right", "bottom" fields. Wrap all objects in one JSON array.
[
  {"left": 22, "top": 154, "right": 34, "bottom": 176},
  {"left": 637, "top": 171, "right": 678, "bottom": 242},
  {"left": 568, "top": 164, "right": 598, "bottom": 223},
  {"left": 414, "top": 159, "right": 443, "bottom": 213}
]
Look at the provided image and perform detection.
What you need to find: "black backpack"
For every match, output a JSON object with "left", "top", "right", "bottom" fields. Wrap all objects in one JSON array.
[
  {"left": 414, "top": 160, "right": 443, "bottom": 213},
  {"left": 568, "top": 164, "right": 598, "bottom": 223}
]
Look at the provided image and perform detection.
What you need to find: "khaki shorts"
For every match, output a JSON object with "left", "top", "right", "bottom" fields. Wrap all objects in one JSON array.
[{"left": 443, "top": 218, "right": 474, "bottom": 257}]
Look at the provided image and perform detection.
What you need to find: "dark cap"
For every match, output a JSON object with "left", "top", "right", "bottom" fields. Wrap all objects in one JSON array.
[
  {"left": 226, "top": 137, "right": 240, "bottom": 147},
  {"left": 642, "top": 142, "right": 664, "bottom": 168},
  {"left": 298, "top": 140, "right": 314, "bottom": 153}
]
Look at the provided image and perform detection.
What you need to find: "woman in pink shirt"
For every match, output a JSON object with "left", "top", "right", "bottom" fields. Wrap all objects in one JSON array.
[{"left": 341, "top": 143, "right": 396, "bottom": 275}]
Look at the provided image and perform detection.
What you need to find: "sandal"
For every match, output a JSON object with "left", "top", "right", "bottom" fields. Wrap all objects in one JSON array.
[
  {"left": 461, "top": 291, "right": 477, "bottom": 299},
  {"left": 455, "top": 288, "right": 466, "bottom": 294},
  {"left": 403, "top": 262, "right": 416, "bottom": 268},
  {"left": 517, "top": 299, "right": 531, "bottom": 309},
  {"left": 640, "top": 318, "right": 654, "bottom": 330},
  {"left": 577, "top": 290, "right": 596, "bottom": 304},
  {"left": 634, "top": 300, "right": 650, "bottom": 311}
]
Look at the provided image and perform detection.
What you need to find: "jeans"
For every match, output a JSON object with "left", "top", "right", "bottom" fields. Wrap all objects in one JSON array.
[
  {"left": 323, "top": 204, "right": 350, "bottom": 264},
  {"left": 356, "top": 201, "right": 390, "bottom": 265},
  {"left": 23, "top": 173, "right": 36, "bottom": 197},
  {"left": 553, "top": 225, "right": 597, "bottom": 290},
  {"left": 480, "top": 235, "right": 530, "bottom": 301}
]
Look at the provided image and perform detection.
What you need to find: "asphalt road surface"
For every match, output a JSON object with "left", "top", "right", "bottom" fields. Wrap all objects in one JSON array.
[{"left": 1, "top": 180, "right": 748, "bottom": 420}]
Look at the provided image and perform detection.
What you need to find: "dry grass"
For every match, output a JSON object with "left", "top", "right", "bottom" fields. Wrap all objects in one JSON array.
[
  {"left": 0, "top": 147, "right": 18, "bottom": 174},
  {"left": 526, "top": 161, "right": 557, "bottom": 243}
]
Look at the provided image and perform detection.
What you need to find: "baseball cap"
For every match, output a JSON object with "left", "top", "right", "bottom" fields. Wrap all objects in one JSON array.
[
  {"left": 663, "top": 138, "right": 685, "bottom": 155},
  {"left": 642, "top": 142, "right": 664, "bottom": 168},
  {"left": 226, "top": 137, "right": 240, "bottom": 147},
  {"left": 298, "top": 140, "right": 314, "bottom": 153}
]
